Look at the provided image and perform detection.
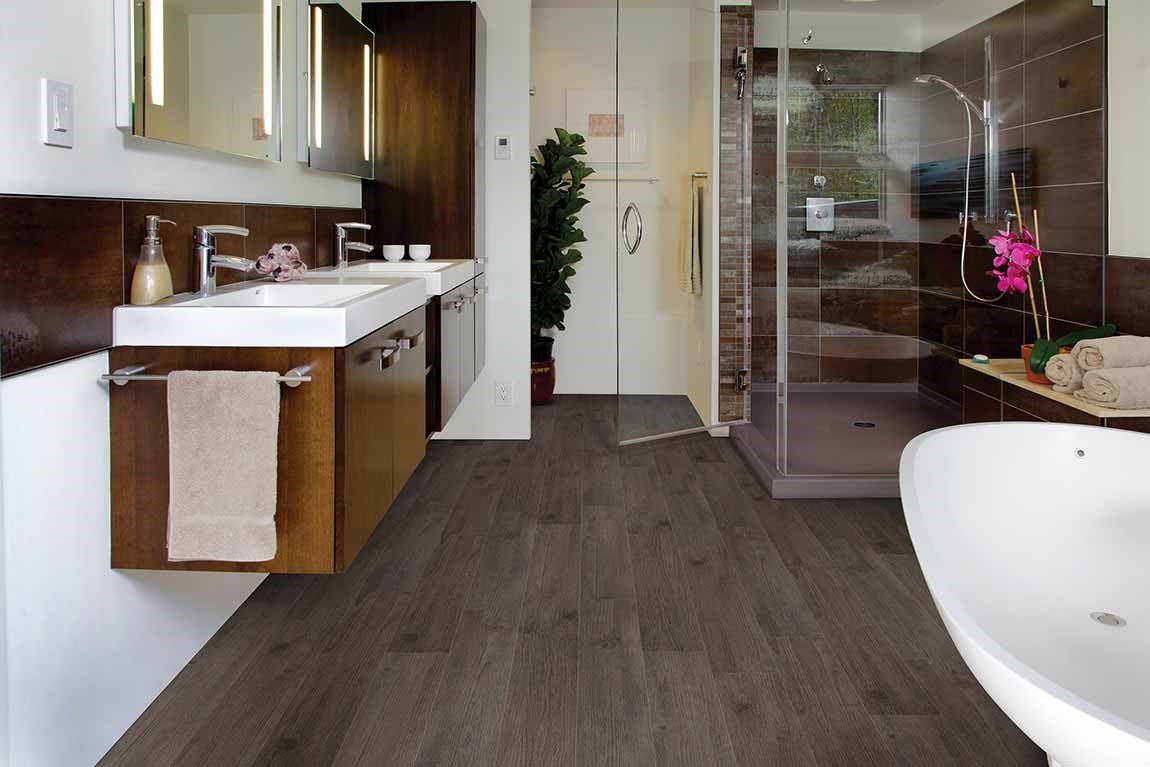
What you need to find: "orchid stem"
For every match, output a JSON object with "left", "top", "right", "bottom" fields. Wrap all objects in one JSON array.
[
  {"left": 1011, "top": 173, "right": 1043, "bottom": 340},
  {"left": 1034, "top": 210, "right": 1051, "bottom": 340}
]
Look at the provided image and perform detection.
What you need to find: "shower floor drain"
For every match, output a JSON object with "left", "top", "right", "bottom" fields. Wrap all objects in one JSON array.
[
  {"left": 1091, "top": 612, "right": 1127, "bottom": 627},
  {"left": 851, "top": 420, "right": 878, "bottom": 429}
]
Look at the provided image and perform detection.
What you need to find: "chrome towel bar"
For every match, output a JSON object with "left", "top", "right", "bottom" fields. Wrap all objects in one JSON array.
[{"left": 101, "top": 365, "right": 313, "bottom": 388}]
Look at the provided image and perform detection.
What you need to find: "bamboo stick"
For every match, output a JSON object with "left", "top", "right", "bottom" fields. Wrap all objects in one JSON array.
[
  {"left": 1034, "top": 210, "right": 1051, "bottom": 340},
  {"left": 1011, "top": 173, "right": 1042, "bottom": 339}
]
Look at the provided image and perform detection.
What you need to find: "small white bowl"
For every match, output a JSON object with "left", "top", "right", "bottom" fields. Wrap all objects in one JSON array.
[
  {"left": 409, "top": 244, "right": 432, "bottom": 261},
  {"left": 382, "top": 245, "right": 405, "bottom": 262}
]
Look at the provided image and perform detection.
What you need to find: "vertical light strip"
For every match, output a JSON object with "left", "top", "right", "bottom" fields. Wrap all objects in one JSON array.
[
  {"left": 129, "top": 4, "right": 137, "bottom": 105},
  {"left": 262, "top": 0, "right": 273, "bottom": 132},
  {"left": 313, "top": 6, "right": 323, "bottom": 148},
  {"left": 148, "top": 0, "right": 164, "bottom": 106},
  {"left": 363, "top": 44, "right": 371, "bottom": 161}
]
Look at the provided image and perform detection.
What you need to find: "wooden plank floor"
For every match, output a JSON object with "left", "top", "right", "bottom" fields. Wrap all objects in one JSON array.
[{"left": 100, "top": 396, "right": 1046, "bottom": 767}]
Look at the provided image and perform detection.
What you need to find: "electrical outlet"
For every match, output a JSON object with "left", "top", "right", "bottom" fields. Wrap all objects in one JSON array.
[{"left": 495, "top": 380, "right": 514, "bottom": 407}]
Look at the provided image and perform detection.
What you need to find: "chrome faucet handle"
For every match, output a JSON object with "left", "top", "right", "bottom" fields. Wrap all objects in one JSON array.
[
  {"left": 334, "top": 222, "right": 371, "bottom": 232},
  {"left": 193, "top": 224, "right": 250, "bottom": 245}
]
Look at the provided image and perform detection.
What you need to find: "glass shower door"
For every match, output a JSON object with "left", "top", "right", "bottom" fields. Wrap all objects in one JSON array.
[
  {"left": 774, "top": 0, "right": 961, "bottom": 486},
  {"left": 615, "top": 0, "right": 746, "bottom": 445}
]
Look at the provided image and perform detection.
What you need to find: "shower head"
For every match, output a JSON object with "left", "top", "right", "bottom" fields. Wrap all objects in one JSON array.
[{"left": 914, "top": 74, "right": 987, "bottom": 124}]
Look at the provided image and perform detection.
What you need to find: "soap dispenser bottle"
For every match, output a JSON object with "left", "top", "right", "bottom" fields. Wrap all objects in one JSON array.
[{"left": 131, "top": 215, "right": 176, "bottom": 305}]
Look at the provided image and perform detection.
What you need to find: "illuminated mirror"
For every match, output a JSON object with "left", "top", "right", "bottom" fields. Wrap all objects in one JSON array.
[
  {"left": 122, "top": 0, "right": 284, "bottom": 162},
  {"left": 304, "top": 2, "right": 374, "bottom": 179}
]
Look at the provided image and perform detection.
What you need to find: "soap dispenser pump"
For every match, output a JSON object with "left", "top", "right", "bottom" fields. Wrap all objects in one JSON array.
[{"left": 131, "top": 215, "right": 176, "bottom": 305}]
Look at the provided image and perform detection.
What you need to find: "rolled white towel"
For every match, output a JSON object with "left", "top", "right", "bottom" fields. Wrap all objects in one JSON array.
[
  {"left": 1045, "top": 353, "right": 1083, "bottom": 394},
  {"left": 1072, "top": 336, "right": 1150, "bottom": 372},
  {"left": 1074, "top": 367, "right": 1150, "bottom": 409}
]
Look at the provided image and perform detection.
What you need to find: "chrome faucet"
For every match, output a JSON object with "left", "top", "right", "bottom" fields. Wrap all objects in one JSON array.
[
  {"left": 193, "top": 225, "right": 253, "bottom": 295},
  {"left": 334, "top": 222, "right": 374, "bottom": 268}
]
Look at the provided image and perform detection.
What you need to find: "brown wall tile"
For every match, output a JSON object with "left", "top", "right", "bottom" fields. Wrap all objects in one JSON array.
[
  {"left": 962, "top": 366, "right": 1002, "bottom": 399},
  {"left": 1032, "top": 251, "right": 1103, "bottom": 326},
  {"left": 1024, "top": 0, "right": 1106, "bottom": 60},
  {"left": 919, "top": 343, "right": 963, "bottom": 404},
  {"left": 964, "top": 304, "right": 1025, "bottom": 358},
  {"left": 1002, "top": 384, "right": 1101, "bottom": 425},
  {"left": 1002, "top": 403, "right": 1041, "bottom": 422},
  {"left": 962, "top": 387, "right": 1001, "bottom": 423},
  {"left": 821, "top": 289, "right": 917, "bottom": 337},
  {"left": 821, "top": 241, "right": 916, "bottom": 289},
  {"left": 123, "top": 201, "right": 246, "bottom": 296},
  {"left": 1023, "top": 36, "right": 1104, "bottom": 125},
  {"left": 820, "top": 336, "right": 918, "bottom": 383},
  {"left": 963, "top": 4, "right": 1025, "bottom": 74},
  {"left": 0, "top": 197, "right": 123, "bottom": 376},
  {"left": 918, "top": 291, "right": 964, "bottom": 350},
  {"left": 1029, "top": 183, "right": 1105, "bottom": 256},
  {"left": 1026, "top": 111, "right": 1105, "bottom": 187},
  {"left": 245, "top": 205, "right": 318, "bottom": 269},
  {"left": 1105, "top": 256, "right": 1150, "bottom": 337}
]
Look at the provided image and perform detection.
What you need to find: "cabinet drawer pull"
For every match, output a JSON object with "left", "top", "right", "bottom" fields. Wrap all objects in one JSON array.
[
  {"left": 376, "top": 347, "right": 399, "bottom": 371},
  {"left": 383, "top": 329, "right": 425, "bottom": 351}
]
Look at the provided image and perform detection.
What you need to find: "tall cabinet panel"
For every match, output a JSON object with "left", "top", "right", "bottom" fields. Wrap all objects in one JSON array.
[{"left": 362, "top": 1, "right": 485, "bottom": 262}]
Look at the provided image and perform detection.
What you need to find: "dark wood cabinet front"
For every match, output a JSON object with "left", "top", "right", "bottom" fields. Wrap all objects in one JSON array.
[
  {"left": 362, "top": 1, "right": 485, "bottom": 262},
  {"left": 111, "top": 308, "right": 428, "bottom": 575},
  {"left": 335, "top": 325, "right": 397, "bottom": 570}
]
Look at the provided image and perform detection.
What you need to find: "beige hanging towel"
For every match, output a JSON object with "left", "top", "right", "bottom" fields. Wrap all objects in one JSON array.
[
  {"left": 678, "top": 177, "right": 704, "bottom": 295},
  {"left": 166, "top": 370, "right": 281, "bottom": 562}
]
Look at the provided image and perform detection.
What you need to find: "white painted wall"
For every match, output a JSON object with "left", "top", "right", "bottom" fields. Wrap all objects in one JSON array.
[
  {"left": 0, "top": 0, "right": 360, "bottom": 206},
  {"left": 0, "top": 1, "right": 363, "bottom": 764},
  {"left": 433, "top": 0, "right": 532, "bottom": 440},
  {"left": 1, "top": 356, "right": 265, "bottom": 767},
  {"left": 1108, "top": 0, "right": 1149, "bottom": 260}
]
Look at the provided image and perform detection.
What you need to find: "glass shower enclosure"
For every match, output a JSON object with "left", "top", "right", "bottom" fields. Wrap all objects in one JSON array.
[{"left": 745, "top": 0, "right": 1021, "bottom": 496}]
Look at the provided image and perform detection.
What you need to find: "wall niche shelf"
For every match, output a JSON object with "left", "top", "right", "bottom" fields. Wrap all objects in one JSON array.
[{"left": 960, "top": 358, "right": 1150, "bottom": 420}]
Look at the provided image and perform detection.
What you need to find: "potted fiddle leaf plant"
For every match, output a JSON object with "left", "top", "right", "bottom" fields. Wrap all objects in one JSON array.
[
  {"left": 530, "top": 128, "right": 593, "bottom": 405},
  {"left": 988, "top": 174, "right": 1115, "bottom": 383}
]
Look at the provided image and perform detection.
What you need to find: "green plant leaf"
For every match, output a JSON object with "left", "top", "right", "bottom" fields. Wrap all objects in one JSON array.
[
  {"left": 1029, "top": 338, "right": 1060, "bottom": 374},
  {"left": 1053, "top": 323, "right": 1117, "bottom": 348}
]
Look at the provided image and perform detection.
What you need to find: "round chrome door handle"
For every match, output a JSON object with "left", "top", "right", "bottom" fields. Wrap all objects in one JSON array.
[{"left": 621, "top": 202, "right": 643, "bottom": 255}]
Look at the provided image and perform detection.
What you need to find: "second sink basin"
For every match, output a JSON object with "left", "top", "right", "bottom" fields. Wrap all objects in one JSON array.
[
  {"left": 307, "top": 259, "right": 475, "bottom": 296},
  {"left": 114, "top": 278, "right": 427, "bottom": 348}
]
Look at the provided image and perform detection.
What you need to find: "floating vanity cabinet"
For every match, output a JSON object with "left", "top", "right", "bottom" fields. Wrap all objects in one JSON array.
[
  {"left": 429, "top": 277, "right": 484, "bottom": 432},
  {"left": 362, "top": 1, "right": 486, "bottom": 265},
  {"left": 110, "top": 308, "right": 426, "bottom": 574}
]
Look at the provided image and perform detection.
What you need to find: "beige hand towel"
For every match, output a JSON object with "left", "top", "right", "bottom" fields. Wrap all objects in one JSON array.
[
  {"left": 167, "top": 370, "right": 280, "bottom": 562},
  {"left": 678, "top": 178, "right": 703, "bottom": 295},
  {"left": 1074, "top": 367, "right": 1150, "bottom": 410},
  {"left": 1044, "top": 353, "right": 1083, "bottom": 394},
  {"left": 1072, "top": 336, "right": 1150, "bottom": 371}
]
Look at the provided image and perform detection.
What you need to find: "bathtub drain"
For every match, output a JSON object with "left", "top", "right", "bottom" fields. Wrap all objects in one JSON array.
[{"left": 1091, "top": 612, "right": 1127, "bottom": 627}]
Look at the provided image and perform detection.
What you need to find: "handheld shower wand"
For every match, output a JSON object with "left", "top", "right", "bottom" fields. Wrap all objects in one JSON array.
[
  {"left": 915, "top": 73, "right": 1003, "bottom": 304},
  {"left": 914, "top": 75, "right": 989, "bottom": 125}
]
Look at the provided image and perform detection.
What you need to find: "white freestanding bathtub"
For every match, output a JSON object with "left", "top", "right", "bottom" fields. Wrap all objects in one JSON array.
[{"left": 901, "top": 423, "right": 1150, "bottom": 767}]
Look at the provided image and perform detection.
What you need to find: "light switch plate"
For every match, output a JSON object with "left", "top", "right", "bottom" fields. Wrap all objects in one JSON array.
[
  {"left": 41, "top": 79, "right": 74, "bottom": 148},
  {"left": 494, "top": 135, "right": 512, "bottom": 160},
  {"left": 806, "top": 197, "right": 835, "bottom": 233}
]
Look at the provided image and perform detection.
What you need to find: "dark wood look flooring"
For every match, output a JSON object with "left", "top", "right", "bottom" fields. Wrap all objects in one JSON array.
[{"left": 100, "top": 396, "right": 1045, "bottom": 767}]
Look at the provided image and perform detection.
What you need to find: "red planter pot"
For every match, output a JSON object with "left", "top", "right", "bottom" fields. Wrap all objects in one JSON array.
[
  {"left": 1020, "top": 344, "right": 1052, "bottom": 385},
  {"left": 531, "top": 358, "right": 556, "bottom": 405}
]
